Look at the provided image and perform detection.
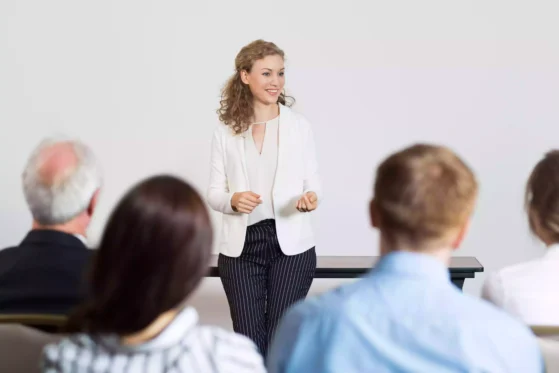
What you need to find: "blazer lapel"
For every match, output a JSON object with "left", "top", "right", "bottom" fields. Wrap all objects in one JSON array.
[{"left": 275, "top": 104, "right": 290, "bottom": 190}]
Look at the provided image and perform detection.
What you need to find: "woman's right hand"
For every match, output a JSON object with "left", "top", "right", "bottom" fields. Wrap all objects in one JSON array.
[{"left": 231, "top": 191, "right": 262, "bottom": 214}]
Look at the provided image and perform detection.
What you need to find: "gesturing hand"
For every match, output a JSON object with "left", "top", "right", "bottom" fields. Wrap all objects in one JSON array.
[
  {"left": 296, "top": 191, "right": 318, "bottom": 212},
  {"left": 231, "top": 191, "right": 262, "bottom": 214}
]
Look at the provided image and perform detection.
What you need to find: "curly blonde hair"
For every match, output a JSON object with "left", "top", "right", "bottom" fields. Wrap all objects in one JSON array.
[{"left": 217, "top": 40, "right": 294, "bottom": 135}]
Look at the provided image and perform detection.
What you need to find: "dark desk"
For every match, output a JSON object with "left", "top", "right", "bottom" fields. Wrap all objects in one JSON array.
[{"left": 208, "top": 256, "right": 483, "bottom": 290}]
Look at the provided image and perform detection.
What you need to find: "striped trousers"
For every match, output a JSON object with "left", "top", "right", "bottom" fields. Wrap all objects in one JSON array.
[{"left": 218, "top": 219, "right": 316, "bottom": 357}]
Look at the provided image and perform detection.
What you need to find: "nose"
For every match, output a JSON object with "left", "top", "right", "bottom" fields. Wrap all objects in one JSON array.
[{"left": 270, "top": 74, "right": 279, "bottom": 86}]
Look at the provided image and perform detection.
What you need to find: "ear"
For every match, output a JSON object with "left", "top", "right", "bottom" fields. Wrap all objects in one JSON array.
[
  {"left": 87, "top": 189, "right": 100, "bottom": 217},
  {"left": 450, "top": 220, "right": 470, "bottom": 250},
  {"left": 370, "top": 199, "right": 380, "bottom": 229},
  {"left": 240, "top": 70, "right": 250, "bottom": 85}
]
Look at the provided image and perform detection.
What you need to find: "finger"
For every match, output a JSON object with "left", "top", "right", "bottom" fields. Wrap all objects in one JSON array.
[
  {"left": 303, "top": 194, "right": 312, "bottom": 206},
  {"left": 246, "top": 195, "right": 262, "bottom": 204},
  {"left": 305, "top": 197, "right": 316, "bottom": 211},
  {"left": 300, "top": 199, "right": 308, "bottom": 211},
  {"left": 247, "top": 192, "right": 261, "bottom": 199},
  {"left": 305, "top": 195, "right": 317, "bottom": 211},
  {"left": 238, "top": 206, "right": 251, "bottom": 214},
  {"left": 239, "top": 200, "right": 258, "bottom": 208},
  {"left": 240, "top": 205, "right": 254, "bottom": 212},
  {"left": 307, "top": 193, "right": 317, "bottom": 203}
]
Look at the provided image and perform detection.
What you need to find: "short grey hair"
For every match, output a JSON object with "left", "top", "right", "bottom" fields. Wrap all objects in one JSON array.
[{"left": 22, "top": 138, "right": 102, "bottom": 225}]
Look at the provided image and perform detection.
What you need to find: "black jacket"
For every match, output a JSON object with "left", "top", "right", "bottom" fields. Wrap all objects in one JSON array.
[{"left": 0, "top": 229, "right": 92, "bottom": 314}]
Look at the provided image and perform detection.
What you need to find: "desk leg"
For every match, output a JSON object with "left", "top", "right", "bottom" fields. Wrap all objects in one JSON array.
[{"left": 451, "top": 278, "right": 464, "bottom": 290}]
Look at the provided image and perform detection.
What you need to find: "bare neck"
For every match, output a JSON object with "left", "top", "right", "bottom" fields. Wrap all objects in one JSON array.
[
  {"left": 379, "top": 237, "right": 453, "bottom": 266},
  {"left": 121, "top": 309, "right": 178, "bottom": 345},
  {"left": 32, "top": 217, "right": 87, "bottom": 237},
  {"left": 252, "top": 102, "right": 279, "bottom": 124}
]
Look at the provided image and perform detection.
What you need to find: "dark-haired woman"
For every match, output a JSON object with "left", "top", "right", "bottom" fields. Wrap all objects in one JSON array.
[{"left": 42, "top": 175, "right": 266, "bottom": 372}]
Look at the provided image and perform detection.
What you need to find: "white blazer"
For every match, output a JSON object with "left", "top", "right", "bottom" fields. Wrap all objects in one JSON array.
[
  {"left": 482, "top": 245, "right": 559, "bottom": 326},
  {"left": 207, "top": 104, "right": 322, "bottom": 257}
]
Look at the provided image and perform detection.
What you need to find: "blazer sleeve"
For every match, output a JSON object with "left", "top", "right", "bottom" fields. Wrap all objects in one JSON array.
[
  {"left": 207, "top": 128, "right": 237, "bottom": 215},
  {"left": 301, "top": 118, "right": 322, "bottom": 203}
]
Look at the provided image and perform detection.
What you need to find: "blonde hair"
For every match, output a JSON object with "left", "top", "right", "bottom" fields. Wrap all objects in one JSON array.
[
  {"left": 217, "top": 40, "right": 294, "bottom": 135},
  {"left": 373, "top": 144, "right": 478, "bottom": 250},
  {"left": 525, "top": 150, "right": 559, "bottom": 243}
]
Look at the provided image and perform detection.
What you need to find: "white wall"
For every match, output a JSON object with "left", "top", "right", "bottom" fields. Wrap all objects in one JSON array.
[{"left": 1, "top": 0, "right": 558, "bottom": 323}]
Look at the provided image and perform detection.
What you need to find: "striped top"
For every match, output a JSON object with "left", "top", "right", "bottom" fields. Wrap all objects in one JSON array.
[{"left": 41, "top": 307, "right": 266, "bottom": 373}]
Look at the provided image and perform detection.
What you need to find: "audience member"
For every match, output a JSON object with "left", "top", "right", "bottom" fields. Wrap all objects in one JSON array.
[
  {"left": 0, "top": 138, "right": 100, "bottom": 314},
  {"left": 268, "top": 144, "right": 543, "bottom": 373},
  {"left": 41, "top": 175, "right": 265, "bottom": 372},
  {"left": 483, "top": 150, "right": 559, "bottom": 325}
]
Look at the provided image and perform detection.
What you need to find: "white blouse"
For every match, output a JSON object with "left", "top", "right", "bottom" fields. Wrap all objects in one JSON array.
[{"left": 244, "top": 116, "right": 279, "bottom": 226}]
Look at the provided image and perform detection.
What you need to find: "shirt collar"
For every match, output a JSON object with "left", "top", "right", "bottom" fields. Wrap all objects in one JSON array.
[
  {"left": 22, "top": 229, "right": 88, "bottom": 249},
  {"left": 99, "top": 306, "right": 198, "bottom": 352},
  {"left": 73, "top": 234, "right": 87, "bottom": 245},
  {"left": 371, "top": 251, "right": 451, "bottom": 284}
]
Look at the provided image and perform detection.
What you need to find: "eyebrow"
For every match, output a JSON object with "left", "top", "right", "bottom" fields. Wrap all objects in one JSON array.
[{"left": 261, "top": 68, "right": 285, "bottom": 71}]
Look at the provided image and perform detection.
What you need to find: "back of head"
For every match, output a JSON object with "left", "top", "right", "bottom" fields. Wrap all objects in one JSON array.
[
  {"left": 67, "top": 175, "right": 213, "bottom": 336},
  {"left": 373, "top": 144, "right": 478, "bottom": 251},
  {"left": 525, "top": 150, "right": 559, "bottom": 244},
  {"left": 22, "top": 138, "right": 101, "bottom": 226}
]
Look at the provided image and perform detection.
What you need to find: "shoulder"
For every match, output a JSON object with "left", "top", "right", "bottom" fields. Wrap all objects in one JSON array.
[
  {"left": 497, "top": 258, "right": 545, "bottom": 282},
  {"left": 191, "top": 326, "right": 265, "bottom": 370},
  {"left": 457, "top": 298, "right": 542, "bottom": 368},
  {"left": 195, "top": 325, "right": 260, "bottom": 349},
  {"left": 0, "top": 246, "right": 27, "bottom": 274},
  {"left": 459, "top": 291, "right": 534, "bottom": 338},
  {"left": 271, "top": 283, "right": 366, "bottom": 359},
  {"left": 0, "top": 245, "right": 19, "bottom": 260},
  {"left": 211, "top": 125, "right": 238, "bottom": 151},
  {"left": 280, "top": 105, "right": 312, "bottom": 130},
  {"left": 213, "top": 123, "right": 235, "bottom": 137},
  {"left": 42, "top": 334, "right": 97, "bottom": 364},
  {"left": 282, "top": 282, "right": 360, "bottom": 328},
  {"left": 484, "top": 258, "right": 544, "bottom": 296}
]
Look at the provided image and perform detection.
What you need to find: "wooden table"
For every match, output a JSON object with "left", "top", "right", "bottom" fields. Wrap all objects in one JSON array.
[{"left": 208, "top": 256, "right": 483, "bottom": 290}]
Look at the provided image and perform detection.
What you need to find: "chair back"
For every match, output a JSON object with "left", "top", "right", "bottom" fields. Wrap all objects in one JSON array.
[
  {"left": 0, "top": 314, "right": 67, "bottom": 333},
  {"left": 0, "top": 324, "right": 61, "bottom": 373},
  {"left": 532, "top": 326, "right": 559, "bottom": 341},
  {"left": 538, "top": 338, "right": 559, "bottom": 373}
]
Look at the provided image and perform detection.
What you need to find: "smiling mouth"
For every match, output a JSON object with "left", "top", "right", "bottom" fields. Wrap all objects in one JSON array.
[{"left": 266, "top": 89, "right": 279, "bottom": 95}]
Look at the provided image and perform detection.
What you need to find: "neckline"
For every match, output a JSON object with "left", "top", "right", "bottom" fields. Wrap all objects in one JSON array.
[
  {"left": 248, "top": 116, "right": 279, "bottom": 156},
  {"left": 251, "top": 114, "right": 279, "bottom": 126},
  {"left": 98, "top": 306, "right": 199, "bottom": 352}
]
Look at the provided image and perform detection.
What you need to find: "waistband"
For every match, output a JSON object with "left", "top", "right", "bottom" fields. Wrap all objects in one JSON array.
[{"left": 248, "top": 219, "right": 275, "bottom": 227}]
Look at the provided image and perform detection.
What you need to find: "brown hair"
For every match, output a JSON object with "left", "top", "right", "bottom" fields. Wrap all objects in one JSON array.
[
  {"left": 217, "top": 39, "right": 294, "bottom": 135},
  {"left": 525, "top": 150, "right": 559, "bottom": 243},
  {"left": 65, "top": 175, "right": 212, "bottom": 335},
  {"left": 373, "top": 144, "right": 478, "bottom": 250}
]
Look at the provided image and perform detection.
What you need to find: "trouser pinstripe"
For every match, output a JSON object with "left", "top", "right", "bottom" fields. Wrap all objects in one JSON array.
[{"left": 218, "top": 219, "right": 316, "bottom": 357}]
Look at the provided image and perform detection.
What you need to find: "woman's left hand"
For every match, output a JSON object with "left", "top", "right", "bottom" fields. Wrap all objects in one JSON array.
[{"left": 296, "top": 192, "right": 318, "bottom": 212}]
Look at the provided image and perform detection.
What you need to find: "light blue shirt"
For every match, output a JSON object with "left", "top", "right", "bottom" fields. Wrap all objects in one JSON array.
[{"left": 268, "top": 251, "right": 543, "bottom": 373}]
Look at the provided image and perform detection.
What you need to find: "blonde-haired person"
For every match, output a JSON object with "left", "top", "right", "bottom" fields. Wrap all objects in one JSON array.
[
  {"left": 207, "top": 40, "right": 320, "bottom": 356},
  {"left": 483, "top": 150, "right": 559, "bottom": 326},
  {"left": 268, "top": 144, "right": 542, "bottom": 373}
]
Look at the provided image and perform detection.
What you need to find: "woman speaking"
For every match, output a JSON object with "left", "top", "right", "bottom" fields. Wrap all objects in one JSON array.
[{"left": 207, "top": 39, "right": 321, "bottom": 356}]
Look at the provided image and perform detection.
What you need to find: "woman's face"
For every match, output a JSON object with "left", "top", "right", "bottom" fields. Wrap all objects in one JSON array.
[{"left": 241, "top": 54, "right": 285, "bottom": 106}]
